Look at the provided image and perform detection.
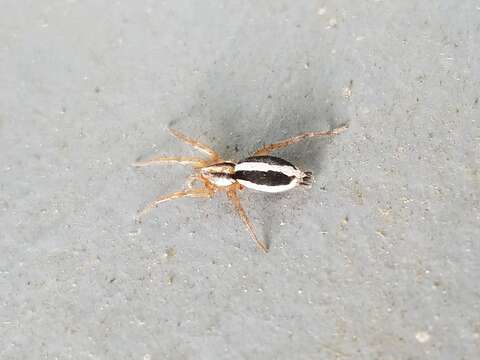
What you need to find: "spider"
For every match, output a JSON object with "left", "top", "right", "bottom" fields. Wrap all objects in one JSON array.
[{"left": 134, "top": 124, "right": 348, "bottom": 253}]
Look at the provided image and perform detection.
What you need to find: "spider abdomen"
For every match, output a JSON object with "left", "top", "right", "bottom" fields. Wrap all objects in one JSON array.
[{"left": 234, "top": 156, "right": 311, "bottom": 193}]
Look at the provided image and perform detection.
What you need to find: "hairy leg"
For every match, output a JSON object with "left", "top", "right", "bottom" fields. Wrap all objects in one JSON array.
[
  {"left": 138, "top": 188, "right": 214, "bottom": 219},
  {"left": 254, "top": 124, "right": 348, "bottom": 156},
  {"left": 133, "top": 156, "right": 208, "bottom": 168},
  {"left": 169, "top": 128, "right": 220, "bottom": 160},
  {"left": 227, "top": 188, "right": 268, "bottom": 253}
]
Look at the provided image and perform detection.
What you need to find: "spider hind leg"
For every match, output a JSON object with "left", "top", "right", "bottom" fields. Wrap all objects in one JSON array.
[{"left": 254, "top": 124, "right": 348, "bottom": 156}]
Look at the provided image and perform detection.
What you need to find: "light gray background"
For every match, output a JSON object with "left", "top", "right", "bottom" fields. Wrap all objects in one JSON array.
[{"left": 1, "top": 1, "right": 479, "bottom": 359}]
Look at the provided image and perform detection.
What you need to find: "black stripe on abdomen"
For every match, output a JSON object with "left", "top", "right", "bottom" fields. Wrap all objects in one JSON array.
[
  {"left": 234, "top": 170, "right": 294, "bottom": 186},
  {"left": 238, "top": 156, "right": 296, "bottom": 167}
]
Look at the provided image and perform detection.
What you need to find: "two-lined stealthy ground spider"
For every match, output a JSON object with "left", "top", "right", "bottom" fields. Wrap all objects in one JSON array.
[{"left": 134, "top": 124, "right": 348, "bottom": 253}]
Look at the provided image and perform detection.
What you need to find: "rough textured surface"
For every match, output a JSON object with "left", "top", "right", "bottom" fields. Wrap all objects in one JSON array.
[{"left": 1, "top": 1, "right": 479, "bottom": 359}]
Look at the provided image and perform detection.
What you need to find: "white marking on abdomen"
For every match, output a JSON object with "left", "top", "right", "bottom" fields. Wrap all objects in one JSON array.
[{"left": 237, "top": 178, "right": 299, "bottom": 193}]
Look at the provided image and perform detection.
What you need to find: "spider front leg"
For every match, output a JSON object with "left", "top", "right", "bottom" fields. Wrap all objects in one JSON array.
[
  {"left": 169, "top": 128, "right": 221, "bottom": 161},
  {"left": 185, "top": 174, "right": 201, "bottom": 189},
  {"left": 227, "top": 187, "right": 269, "bottom": 253},
  {"left": 133, "top": 156, "right": 208, "bottom": 168},
  {"left": 137, "top": 187, "right": 214, "bottom": 219},
  {"left": 254, "top": 124, "right": 348, "bottom": 155}
]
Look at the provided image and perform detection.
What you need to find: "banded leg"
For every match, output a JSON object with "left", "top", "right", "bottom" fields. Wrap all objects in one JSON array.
[
  {"left": 227, "top": 188, "right": 269, "bottom": 253},
  {"left": 254, "top": 124, "right": 349, "bottom": 156},
  {"left": 138, "top": 188, "right": 214, "bottom": 219},
  {"left": 133, "top": 156, "right": 208, "bottom": 168},
  {"left": 169, "top": 128, "right": 220, "bottom": 160}
]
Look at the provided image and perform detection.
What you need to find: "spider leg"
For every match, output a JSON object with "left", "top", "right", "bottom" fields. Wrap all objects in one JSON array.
[
  {"left": 227, "top": 188, "right": 269, "bottom": 253},
  {"left": 169, "top": 128, "right": 220, "bottom": 160},
  {"left": 185, "top": 174, "right": 203, "bottom": 189},
  {"left": 137, "top": 188, "right": 214, "bottom": 219},
  {"left": 254, "top": 124, "right": 349, "bottom": 156},
  {"left": 133, "top": 156, "right": 208, "bottom": 168}
]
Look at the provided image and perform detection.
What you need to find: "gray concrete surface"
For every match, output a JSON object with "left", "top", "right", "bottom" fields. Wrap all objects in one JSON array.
[{"left": 1, "top": 1, "right": 479, "bottom": 359}]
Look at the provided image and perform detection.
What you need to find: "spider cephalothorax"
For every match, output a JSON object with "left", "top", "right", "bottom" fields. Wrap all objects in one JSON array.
[
  {"left": 134, "top": 125, "right": 347, "bottom": 253},
  {"left": 200, "top": 162, "right": 236, "bottom": 187}
]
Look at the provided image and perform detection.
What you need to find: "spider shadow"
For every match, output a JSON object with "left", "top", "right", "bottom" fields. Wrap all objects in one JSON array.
[{"left": 168, "top": 61, "right": 348, "bottom": 251}]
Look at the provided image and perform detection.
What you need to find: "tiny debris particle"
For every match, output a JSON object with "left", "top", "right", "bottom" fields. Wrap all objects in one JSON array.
[
  {"left": 164, "top": 247, "right": 176, "bottom": 258},
  {"left": 416, "top": 331, "right": 431, "bottom": 343},
  {"left": 343, "top": 82, "right": 353, "bottom": 100},
  {"left": 328, "top": 18, "right": 337, "bottom": 27},
  {"left": 376, "top": 230, "right": 386, "bottom": 238},
  {"left": 317, "top": 7, "right": 327, "bottom": 15},
  {"left": 128, "top": 228, "right": 141, "bottom": 237}
]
